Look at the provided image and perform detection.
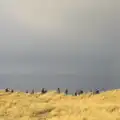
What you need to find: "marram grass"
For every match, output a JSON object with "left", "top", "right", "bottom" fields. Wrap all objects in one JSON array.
[{"left": 0, "top": 89, "right": 120, "bottom": 120}]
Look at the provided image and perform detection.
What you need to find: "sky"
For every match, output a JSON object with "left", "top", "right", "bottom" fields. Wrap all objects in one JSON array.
[{"left": 0, "top": 0, "right": 120, "bottom": 93}]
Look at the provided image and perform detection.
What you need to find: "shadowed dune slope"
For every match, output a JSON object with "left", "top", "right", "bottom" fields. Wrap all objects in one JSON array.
[{"left": 0, "top": 89, "right": 120, "bottom": 120}]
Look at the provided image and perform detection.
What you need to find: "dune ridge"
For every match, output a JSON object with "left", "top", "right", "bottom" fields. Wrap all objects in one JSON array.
[{"left": 0, "top": 89, "right": 120, "bottom": 120}]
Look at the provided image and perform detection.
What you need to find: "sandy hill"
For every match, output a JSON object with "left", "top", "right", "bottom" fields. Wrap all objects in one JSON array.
[{"left": 0, "top": 89, "right": 120, "bottom": 120}]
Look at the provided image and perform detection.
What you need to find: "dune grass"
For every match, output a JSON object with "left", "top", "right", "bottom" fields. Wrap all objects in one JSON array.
[{"left": 0, "top": 89, "right": 120, "bottom": 120}]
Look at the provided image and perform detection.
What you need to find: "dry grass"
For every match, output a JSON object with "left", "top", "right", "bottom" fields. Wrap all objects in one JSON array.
[{"left": 0, "top": 89, "right": 120, "bottom": 120}]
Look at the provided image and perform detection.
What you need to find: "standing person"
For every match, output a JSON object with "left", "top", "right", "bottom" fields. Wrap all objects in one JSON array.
[
  {"left": 78, "top": 89, "right": 84, "bottom": 95},
  {"left": 41, "top": 88, "right": 45, "bottom": 94},
  {"left": 5, "top": 88, "right": 9, "bottom": 92},
  {"left": 74, "top": 91, "right": 77, "bottom": 96},
  {"left": 57, "top": 88, "right": 60, "bottom": 94},
  {"left": 95, "top": 89, "right": 100, "bottom": 94},
  {"left": 65, "top": 88, "right": 68, "bottom": 95},
  {"left": 93, "top": 89, "right": 100, "bottom": 94}
]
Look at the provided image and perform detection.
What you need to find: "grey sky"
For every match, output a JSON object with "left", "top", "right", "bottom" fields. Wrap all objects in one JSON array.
[{"left": 0, "top": 0, "right": 120, "bottom": 92}]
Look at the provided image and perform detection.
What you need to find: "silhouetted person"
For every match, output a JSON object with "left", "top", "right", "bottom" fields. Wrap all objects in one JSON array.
[
  {"left": 78, "top": 90, "right": 83, "bottom": 95},
  {"left": 41, "top": 88, "right": 47, "bottom": 94},
  {"left": 94, "top": 89, "right": 100, "bottom": 94},
  {"left": 95, "top": 89, "right": 100, "bottom": 94},
  {"left": 31, "top": 89, "right": 34, "bottom": 94},
  {"left": 75, "top": 91, "right": 77, "bottom": 96},
  {"left": 41, "top": 88, "right": 45, "bottom": 94},
  {"left": 65, "top": 89, "right": 68, "bottom": 95},
  {"left": 57, "top": 88, "right": 60, "bottom": 94},
  {"left": 5, "top": 88, "right": 9, "bottom": 92},
  {"left": 80, "top": 90, "right": 84, "bottom": 94}
]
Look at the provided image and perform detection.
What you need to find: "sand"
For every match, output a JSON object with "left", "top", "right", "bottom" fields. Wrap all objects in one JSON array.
[{"left": 0, "top": 89, "right": 120, "bottom": 120}]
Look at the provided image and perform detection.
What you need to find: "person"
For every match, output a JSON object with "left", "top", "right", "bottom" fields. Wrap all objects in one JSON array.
[
  {"left": 57, "top": 88, "right": 60, "bottom": 93},
  {"left": 41, "top": 88, "right": 47, "bottom": 94},
  {"left": 95, "top": 89, "right": 100, "bottom": 94},
  {"left": 93, "top": 89, "right": 100, "bottom": 94},
  {"left": 41, "top": 88, "right": 45, "bottom": 94},
  {"left": 80, "top": 90, "right": 84, "bottom": 94},
  {"left": 5, "top": 88, "right": 9, "bottom": 92},
  {"left": 75, "top": 91, "right": 77, "bottom": 96},
  {"left": 78, "top": 89, "right": 83, "bottom": 95},
  {"left": 65, "top": 88, "right": 68, "bottom": 95}
]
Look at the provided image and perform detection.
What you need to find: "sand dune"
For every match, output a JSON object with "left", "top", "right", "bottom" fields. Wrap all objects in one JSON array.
[{"left": 0, "top": 89, "right": 120, "bottom": 120}]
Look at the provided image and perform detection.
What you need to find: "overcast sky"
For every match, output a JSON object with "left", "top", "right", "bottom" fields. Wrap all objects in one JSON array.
[{"left": 0, "top": 0, "right": 120, "bottom": 92}]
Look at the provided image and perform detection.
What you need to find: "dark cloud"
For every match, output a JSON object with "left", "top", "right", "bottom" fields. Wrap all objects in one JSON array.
[{"left": 0, "top": 0, "right": 120, "bottom": 92}]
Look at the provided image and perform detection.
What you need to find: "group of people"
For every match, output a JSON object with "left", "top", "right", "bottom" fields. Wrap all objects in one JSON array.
[
  {"left": 5, "top": 88, "right": 14, "bottom": 93},
  {"left": 4, "top": 87, "right": 101, "bottom": 96},
  {"left": 57, "top": 88, "right": 100, "bottom": 96},
  {"left": 30, "top": 88, "right": 48, "bottom": 94}
]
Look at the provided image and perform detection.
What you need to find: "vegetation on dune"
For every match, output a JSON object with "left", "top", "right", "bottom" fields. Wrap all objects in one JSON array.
[{"left": 0, "top": 89, "right": 120, "bottom": 120}]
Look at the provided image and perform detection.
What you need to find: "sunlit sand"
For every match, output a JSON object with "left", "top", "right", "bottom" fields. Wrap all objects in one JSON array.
[{"left": 0, "top": 89, "right": 120, "bottom": 120}]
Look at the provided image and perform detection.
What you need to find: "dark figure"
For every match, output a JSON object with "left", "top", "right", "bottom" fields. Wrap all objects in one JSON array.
[
  {"left": 74, "top": 91, "right": 77, "bottom": 96},
  {"left": 26, "top": 90, "right": 28, "bottom": 93},
  {"left": 31, "top": 89, "right": 34, "bottom": 94},
  {"left": 11, "top": 89, "right": 14, "bottom": 93},
  {"left": 80, "top": 90, "right": 84, "bottom": 94},
  {"left": 41, "top": 88, "right": 45, "bottom": 94},
  {"left": 78, "top": 90, "right": 84, "bottom": 95},
  {"left": 57, "top": 88, "right": 60, "bottom": 94},
  {"left": 65, "top": 89, "right": 68, "bottom": 95},
  {"left": 95, "top": 89, "right": 100, "bottom": 94},
  {"left": 5, "top": 88, "right": 9, "bottom": 92},
  {"left": 41, "top": 88, "right": 47, "bottom": 94},
  {"left": 94, "top": 89, "right": 100, "bottom": 94}
]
